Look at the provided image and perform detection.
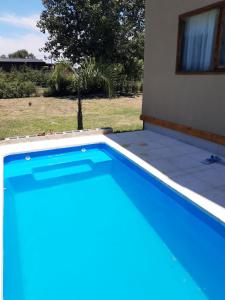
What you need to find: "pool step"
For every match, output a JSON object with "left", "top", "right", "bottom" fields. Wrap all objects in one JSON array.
[
  {"left": 33, "top": 162, "right": 92, "bottom": 181},
  {"left": 4, "top": 150, "right": 112, "bottom": 179}
]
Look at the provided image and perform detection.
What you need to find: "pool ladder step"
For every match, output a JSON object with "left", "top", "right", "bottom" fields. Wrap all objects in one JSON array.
[{"left": 32, "top": 160, "right": 93, "bottom": 181}]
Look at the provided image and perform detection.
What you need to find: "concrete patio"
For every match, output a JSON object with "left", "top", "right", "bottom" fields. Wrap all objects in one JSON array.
[{"left": 108, "top": 130, "right": 225, "bottom": 209}]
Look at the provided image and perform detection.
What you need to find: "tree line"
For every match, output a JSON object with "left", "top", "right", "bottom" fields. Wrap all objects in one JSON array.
[{"left": 0, "top": 50, "right": 36, "bottom": 59}]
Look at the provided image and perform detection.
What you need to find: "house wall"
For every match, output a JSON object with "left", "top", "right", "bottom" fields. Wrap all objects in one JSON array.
[{"left": 143, "top": 0, "right": 225, "bottom": 137}]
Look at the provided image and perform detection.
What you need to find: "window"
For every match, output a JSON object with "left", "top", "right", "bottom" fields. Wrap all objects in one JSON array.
[
  {"left": 219, "top": 13, "right": 225, "bottom": 65},
  {"left": 177, "top": 1, "right": 225, "bottom": 73}
]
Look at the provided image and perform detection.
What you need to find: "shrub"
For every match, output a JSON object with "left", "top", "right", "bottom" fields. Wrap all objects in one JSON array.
[
  {"left": 45, "top": 62, "right": 74, "bottom": 96},
  {"left": 0, "top": 67, "right": 49, "bottom": 99},
  {"left": 43, "top": 60, "right": 143, "bottom": 98},
  {"left": 8, "top": 67, "right": 50, "bottom": 87},
  {"left": 22, "top": 81, "right": 37, "bottom": 97},
  {"left": 0, "top": 75, "right": 37, "bottom": 98}
]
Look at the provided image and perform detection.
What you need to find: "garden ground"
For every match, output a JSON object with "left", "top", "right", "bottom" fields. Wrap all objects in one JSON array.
[{"left": 0, "top": 96, "right": 142, "bottom": 140}]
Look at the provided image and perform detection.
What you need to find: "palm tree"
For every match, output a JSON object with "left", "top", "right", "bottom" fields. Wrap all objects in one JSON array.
[
  {"left": 70, "top": 58, "right": 112, "bottom": 130},
  {"left": 50, "top": 61, "right": 73, "bottom": 95},
  {"left": 51, "top": 59, "right": 111, "bottom": 130}
]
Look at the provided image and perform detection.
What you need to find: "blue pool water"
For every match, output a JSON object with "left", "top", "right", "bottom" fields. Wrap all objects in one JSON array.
[{"left": 4, "top": 143, "right": 225, "bottom": 300}]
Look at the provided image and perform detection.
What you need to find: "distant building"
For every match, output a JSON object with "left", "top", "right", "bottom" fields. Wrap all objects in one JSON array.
[{"left": 0, "top": 58, "right": 52, "bottom": 71}]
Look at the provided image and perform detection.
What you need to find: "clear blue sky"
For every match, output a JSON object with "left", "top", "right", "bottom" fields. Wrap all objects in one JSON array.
[
  {"left": 2, "top": 0, "right": 42, "bottom": 15},
  {"left": 0, "top": 0, "right": 47, "bottom": 59}
]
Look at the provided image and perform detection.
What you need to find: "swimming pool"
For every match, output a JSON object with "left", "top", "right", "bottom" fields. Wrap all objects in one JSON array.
[{"left": 2, "top": 137, "right": 225, "bottom": 300}]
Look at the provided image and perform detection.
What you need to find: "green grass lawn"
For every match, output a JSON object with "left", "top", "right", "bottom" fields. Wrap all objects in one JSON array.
[{"left": 0, "top": 96, "right": 143, "bottom": 140}]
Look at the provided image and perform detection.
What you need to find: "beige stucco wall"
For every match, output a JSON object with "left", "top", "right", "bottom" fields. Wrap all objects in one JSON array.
[{"left": 143, "top": 0, "right": 225, "bottom": 136}]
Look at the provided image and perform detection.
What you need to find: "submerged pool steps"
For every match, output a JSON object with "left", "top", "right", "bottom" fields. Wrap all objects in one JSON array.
[
  {"left": 4, "top": 149, "right": 112, "bottom": 180},
  {"left": 33, "top": 161, "right": 93, "bottom": 181}
]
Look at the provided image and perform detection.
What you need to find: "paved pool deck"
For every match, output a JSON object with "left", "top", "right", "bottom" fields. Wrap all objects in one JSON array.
[{"left": 108, "top": 130, "right": 225, "bottom": 209}]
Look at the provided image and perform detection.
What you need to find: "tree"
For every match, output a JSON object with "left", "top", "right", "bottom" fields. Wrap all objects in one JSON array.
[
  {"left": 8, "top": 49, "right": 36, "bottom": 59},
  {"left": 38, "top": 0, "right": 145, "bottom": 78},
  {"left": 72, "top": 58, "right": 111, "bottom": 130},
  {"left": 50, "top": 59, "right": 111, "bottom": 130}
]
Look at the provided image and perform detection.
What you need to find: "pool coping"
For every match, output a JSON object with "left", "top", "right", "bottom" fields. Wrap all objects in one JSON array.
[{"left": 1, "top": 134, "right": 225, "bottom": 298}]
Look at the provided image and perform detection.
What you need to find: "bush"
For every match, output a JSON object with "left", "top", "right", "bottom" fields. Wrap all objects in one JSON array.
[
  {"left": 6, "top": 67, "right": 50, "bottom": 87},
  {"left": 44, "top": 60, "right": 144, "bottom": 98},
  {"left": 0, "top": 74, "right": 37, "bottom": 98},
  {"left": 0, "top": 67, "right": 50, "bottom": 99},
  {"left": 44, "top": 61, "right": 74, "bottom": 97},
  {"left": 18, "top": 67, "right": 50, "bottom": 87},
  {"left": 22, "top": 81, "right": 37, "bottom": 97},
  {"left": 83, "top": 62, "right": 143, "bottom": 97},
  {"left": 115, "top": 80, "right": 142, "bottom": 96}
]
